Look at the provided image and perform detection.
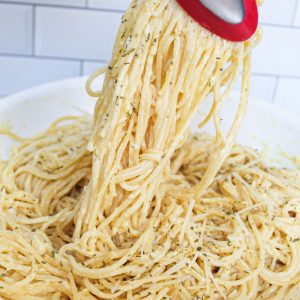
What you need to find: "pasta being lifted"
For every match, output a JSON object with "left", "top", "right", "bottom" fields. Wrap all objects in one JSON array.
[
  {"left": 80, "top": 0, "right": 258, "bottom": 237},
  {"left": 1, "top": 0, "right": 300, "bottom": 299}
]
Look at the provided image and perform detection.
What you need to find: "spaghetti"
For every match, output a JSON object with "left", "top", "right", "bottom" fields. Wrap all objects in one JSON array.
[{"left": 1, "top": 0, "right": 300, "bottom": 299}]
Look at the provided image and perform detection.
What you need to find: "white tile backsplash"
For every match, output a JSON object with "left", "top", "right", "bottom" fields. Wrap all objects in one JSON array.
[
  {"left": 259, "top": 0, "right": 297, "bottom": 25},
  {"left": 234, "top": 74, "right": 277, "bottom": 102},
  {"left": 83, "top": 60, "right": 106, "bottom": 76},
  {"left": 2, "top": 0, "right": 86, "bottom": 7},
  {"left": 88, "top": 0, "right": 130, "bottom": 10},
  {"left": 0, "top": 0, "right": 300, "bottom": 117},
  {"left": 0, "top": 56, "right": 80, "bottom": 95},
  {"left": 252, "top": 25, "right": 300, "bottom": 77},
  {"left": 275, "top": 78, "right": 300, "bottom": 114},
  {"left": 0, "top": 3, "right": 32, "bottom": 55},
  {"left": 250, "top": 75, "right": 278, "bottom": 102},
  {"left": 35, "top": 6, "right": 122, "bottom": 60}
]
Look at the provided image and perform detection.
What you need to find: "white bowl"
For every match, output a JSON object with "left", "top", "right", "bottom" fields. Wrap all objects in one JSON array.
[{"left": 0, "top": 76, "right": 299, "bottom": 168}]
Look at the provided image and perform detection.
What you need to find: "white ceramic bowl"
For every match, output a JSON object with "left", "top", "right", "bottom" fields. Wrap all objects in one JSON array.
[{"left": 0, "top": 76, "right": 299, "bottom": 168}]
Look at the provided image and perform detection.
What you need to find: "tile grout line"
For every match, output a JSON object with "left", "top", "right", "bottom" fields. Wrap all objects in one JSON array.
[
  {"left": 1, "top": 52, "right": 299, "bottom": 80},
  {"left": 80, "top": 60, "right": 84, "bottom": 76},
  {"left": 292, "top": 0, "right": 299, "bottom": 26},
  {"left": 0, "top": 52, "right": 108, "bottom": 64},
  {"left": 260, "top": 22, "right": 299, "bottom": 29},
  {"left": 251, "top": 73, "right": 277, "bottom": 79},
  {"left": 271, "top": 77, "right": 280, "bottom": 104},
  {"left": 258, "top": 22, "right": 300, "bottom": 30},
  {"left": 31, "top": 4, "right": 36, "bottom": 56},
  {"left": 0, "top": 0, "right": 125, "bottom": 13},
  {"left": 252, "top": 72, "right": 300, "bottom": 80}
]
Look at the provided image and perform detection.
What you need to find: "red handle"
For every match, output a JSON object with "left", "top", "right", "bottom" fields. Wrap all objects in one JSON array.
[{"left": 176, "top": 0, "right": 258, "bottom": 42}]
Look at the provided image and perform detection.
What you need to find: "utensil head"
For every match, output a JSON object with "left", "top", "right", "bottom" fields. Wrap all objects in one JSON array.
[{"left": 176, "top": 0, "right": 258, "bottom": 42}]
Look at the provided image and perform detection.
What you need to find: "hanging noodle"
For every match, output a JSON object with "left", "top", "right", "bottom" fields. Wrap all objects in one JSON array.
[{"left": 1, "top": 0, "right": 300, "bottom": 299}]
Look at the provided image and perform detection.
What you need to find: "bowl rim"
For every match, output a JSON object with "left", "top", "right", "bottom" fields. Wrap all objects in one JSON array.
[{"left": 1, "top": 76, "right": 299, "bottom": 132}]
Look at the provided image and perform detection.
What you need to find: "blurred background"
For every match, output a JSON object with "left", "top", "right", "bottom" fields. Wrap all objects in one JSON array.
[{"left": 0, "top": 0, "right": 299, "bottom": 115}]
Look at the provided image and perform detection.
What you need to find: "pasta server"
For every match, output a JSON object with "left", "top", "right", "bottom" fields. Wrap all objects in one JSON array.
[{"left": 176, "top": 0, "right": 258, "bottom": 42}]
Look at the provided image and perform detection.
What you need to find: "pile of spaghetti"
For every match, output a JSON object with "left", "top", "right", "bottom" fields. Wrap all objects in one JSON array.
[{"left": 1, "top": 0, "right": 300, "bottom": 299}]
